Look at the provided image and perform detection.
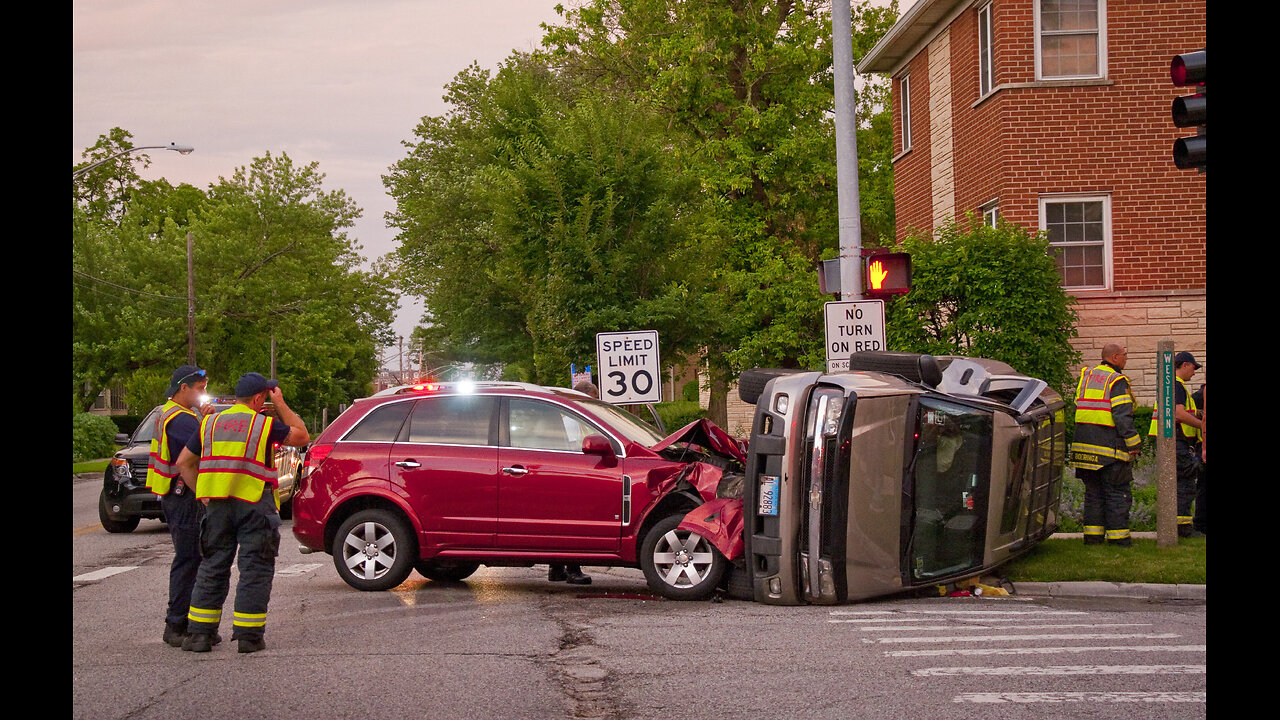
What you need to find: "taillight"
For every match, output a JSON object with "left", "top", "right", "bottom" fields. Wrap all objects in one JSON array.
[{"left": 301, "top": 443, "right": 334, "bottom": 479}]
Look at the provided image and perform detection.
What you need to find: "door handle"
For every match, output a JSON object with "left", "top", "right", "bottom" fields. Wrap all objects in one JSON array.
[
  {"left": 395, "top": 460, "right": 421, "bottom": 469},
  {"left": 502, "top": 466, "right": 529, "bottom": 476}
]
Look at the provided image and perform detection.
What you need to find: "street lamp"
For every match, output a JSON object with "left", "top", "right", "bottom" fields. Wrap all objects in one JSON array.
[{"left": 72, "top": 143, "right": 195, "bottom": 179}]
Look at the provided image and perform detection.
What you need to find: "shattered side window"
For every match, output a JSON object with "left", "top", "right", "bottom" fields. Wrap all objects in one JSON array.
[{"left": 908, "top": 397, "right": 993, "bottom": 581}]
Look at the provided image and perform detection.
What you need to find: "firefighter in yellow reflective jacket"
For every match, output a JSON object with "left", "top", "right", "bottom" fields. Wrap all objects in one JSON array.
[
  {"left": 1069, "top": 344, "right": 1142, "bottom": 546},
  {"left": 146, "top": 365, "right": 216, "bottom": 648},
  {"left": 1147, "top": 351, "right": 1205, "bottom": 538},
  {"left": 174, "top": 372, "right": 309, "bottom": 654}
]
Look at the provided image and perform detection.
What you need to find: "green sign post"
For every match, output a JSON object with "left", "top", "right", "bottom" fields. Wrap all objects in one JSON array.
[{"left": 1156, "top": 340, "right": 1176, "bottom": 547}]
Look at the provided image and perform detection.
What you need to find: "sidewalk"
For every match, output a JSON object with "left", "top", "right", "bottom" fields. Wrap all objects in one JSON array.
[{"left": 1010, "top": 532, "right": 1206, "bottom": 602}]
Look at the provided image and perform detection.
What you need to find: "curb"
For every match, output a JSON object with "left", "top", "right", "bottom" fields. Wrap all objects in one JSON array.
[{"left": 1013, "top": 581, "right": 1206, "bottom": 601}]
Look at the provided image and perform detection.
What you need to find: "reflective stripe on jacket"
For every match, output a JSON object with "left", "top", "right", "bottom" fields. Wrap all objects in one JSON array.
[
  {"left": 145, "top": 400, "right": 197, "bottom": 496},
  {"left": 1148, "top": 376, "right": 1201, "bottom": 441},
  {"left": 196, "top": 404, "right": 275, "bottom": 503},
  {"left": 1070, "top": 364, "right": 1141, "bottom": 470}
]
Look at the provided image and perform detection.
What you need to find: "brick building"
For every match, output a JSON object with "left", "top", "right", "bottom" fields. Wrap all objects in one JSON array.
[{"left": 857, "top": 0, "right": 1206, "bottom": 403}]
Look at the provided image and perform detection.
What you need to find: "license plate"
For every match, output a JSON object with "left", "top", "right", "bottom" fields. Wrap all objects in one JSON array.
[{"left": 758, "top": 475, "right": 779, "bottom": 516}]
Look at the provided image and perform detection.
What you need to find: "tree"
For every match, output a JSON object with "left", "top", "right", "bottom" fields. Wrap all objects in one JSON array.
[
  {"left": 541, "top": 0, "right": 900, "bottom": 422},
  {"left": 386, "top": 56, "right": 709, "bottom": 386},
  {"left": 885, "top": 215, "right": 1081, "bottom": 395},
  {"left": 189, "top": 152, "right": 397, "bottom": 420}
]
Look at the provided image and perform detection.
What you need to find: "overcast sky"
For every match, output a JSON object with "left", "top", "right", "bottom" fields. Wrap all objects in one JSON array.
[
  {"left": 73, "top": 0, "right": 567, "bottom": 352},
  {"left": 74, "top": 0, "right": 909, "bottom": 361}
]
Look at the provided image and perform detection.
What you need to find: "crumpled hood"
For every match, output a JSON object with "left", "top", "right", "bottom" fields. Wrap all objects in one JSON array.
[{"left": 649, "top": 418, "right": 747, "bottom": 465}]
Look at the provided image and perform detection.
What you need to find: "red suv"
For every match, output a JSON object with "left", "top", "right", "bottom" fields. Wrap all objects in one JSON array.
[{"left": 291, "top": 381, "right": 746, "bottom": 599}]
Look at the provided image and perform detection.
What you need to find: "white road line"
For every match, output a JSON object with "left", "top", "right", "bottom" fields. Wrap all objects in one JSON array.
[
  {"left": 886, "top": 644, "right": 1207, "bottom": 657},
  {"left": 915, "top": 664, "right": 1206, "bottom": 676},
  {"left": 73, "top": 566, "right": 138, "bottom": 582},
  {"left": 74, "top": 563, "right": 321, "bottom": 583},
  {"left": 866, "top": 632, "right": 1180, "bottom": 644},
  {"left": 847, "top": 623, "right": 1152, "bottom": 631},
  {"left": 954, "top": 691, "right": 1206, "bottom": 704},
  {"left": 831, "top": 608, "right": 1086, "bottom": 615},
  {"left": 276, "top": 563, "right": 324, "bottom": 577}
]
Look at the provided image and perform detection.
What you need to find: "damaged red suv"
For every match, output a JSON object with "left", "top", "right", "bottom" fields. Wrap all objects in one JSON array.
[{"left": 291, "top": 381, "right": 746, "bottom": 598}]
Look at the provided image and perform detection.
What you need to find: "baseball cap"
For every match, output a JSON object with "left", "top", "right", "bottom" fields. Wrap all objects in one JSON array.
[
  {"left": 166, "top": 366, "right": 206, "bottom": 397},
  {"left": 235, "top": 372, "right": 279, "bottom": 398},
  {"left": 1174, "top": 351, "right": 1202, "bottom": 369}
]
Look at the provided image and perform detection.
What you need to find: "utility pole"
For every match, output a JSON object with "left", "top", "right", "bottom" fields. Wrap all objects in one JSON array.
[
  {"left": 833, "top": 1, "right": 864, "bottom": 300},
  {"left": 186, "top": 231, "right": 196, "bottom": 364}
]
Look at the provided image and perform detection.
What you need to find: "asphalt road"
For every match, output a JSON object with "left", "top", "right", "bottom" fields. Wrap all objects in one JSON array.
[{"left": 73, "top": 475, "right": 1206, "bottom": 719}]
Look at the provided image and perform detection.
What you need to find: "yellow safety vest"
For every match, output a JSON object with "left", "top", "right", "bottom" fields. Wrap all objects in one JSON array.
[
  {"left": 146, "top": 400, "right": 197, "bottom": 496},
  {"left": 1148, "top": 376, "right": 1201, "bottom": 441},
  {"left": 195, "top": 404, "right": 276, "bottom": 504},
  {"left": 1070, "top": 364, "right": 1141, "bottom": 469}
]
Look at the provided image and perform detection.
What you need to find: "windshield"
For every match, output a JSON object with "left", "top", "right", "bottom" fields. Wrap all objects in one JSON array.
[
  {"left": 132, "top": 408, "right": 162, "bottom": 444},
  {"left": 570, "top": 397, "right": 668, "bottom": 447}
]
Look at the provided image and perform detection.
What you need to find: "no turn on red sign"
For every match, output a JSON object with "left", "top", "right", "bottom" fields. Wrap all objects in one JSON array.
[
  {"left": 596, "top": 330, "right": 662, "bottom": 404},
  {"left": 824, "top": 300, "right": 886, "bottom": 373}
]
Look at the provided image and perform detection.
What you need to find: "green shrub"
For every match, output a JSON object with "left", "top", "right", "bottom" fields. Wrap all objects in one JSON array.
[
  {"left": 654, "top": 400, "right": 706, "bottom": 433},
  {"left": 73, "top": 412, "right": 121, "bottom": 462},
  {"left": 681, "top": 380, "right": 699, "bottom": 402}
]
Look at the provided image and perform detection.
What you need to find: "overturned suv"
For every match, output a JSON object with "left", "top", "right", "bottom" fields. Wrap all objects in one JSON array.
[{"left": 700, "top": 351, "right": 1067, "bottom": 605}]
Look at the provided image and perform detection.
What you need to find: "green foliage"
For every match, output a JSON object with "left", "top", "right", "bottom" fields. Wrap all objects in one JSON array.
[
  {"left": 654, "top": 400, "right": 707, "bottom": 433},
  {"left": 886, "top": 215, "right": 1081, "bottom": 396},
  {"left": 73, "top": 130, "right": 399, "bottom": 423},
  {"left": 681, "top": 380, "right": 699, "bottom": 402},
  {"left": 72, "top": 413, "right": 120, "bottom": 462}
]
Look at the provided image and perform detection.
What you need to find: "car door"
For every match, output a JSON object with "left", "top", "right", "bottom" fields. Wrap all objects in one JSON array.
[
  {"left": 495, "top": 397, "right": 623, "bottom": 552},
  {"left": 390, "top": 394, "right": 499, "bottom": 550}
]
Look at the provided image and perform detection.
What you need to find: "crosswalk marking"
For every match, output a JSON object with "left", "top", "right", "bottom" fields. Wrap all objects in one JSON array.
[
  {"left": 915, "top": 664, "right": 1206, "bottom": 676},
  {"left": 844, "top": 622, "right": 1152, "bottom": 631},
  {"left": 866, "top": 632, "right": 1180, "bottom": 644},
  {"left": 885, "top": 644, "right": 1207, "bottom": 657},
  {"left": 954, "top": 691, "right": 1206, "bottom": 704}
]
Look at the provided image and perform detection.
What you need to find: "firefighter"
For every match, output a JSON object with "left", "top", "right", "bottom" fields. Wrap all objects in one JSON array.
[
  {"left": 174, "top": 372, "right": 309, "bottom": 653},
  {"left": 1070, "top": 344, "right": 1142, "bottom": 546},
  {"left": 1147, "top": 352, "right": 1205, "bottom": 538},
  {"left": 145, "top": 365, "right": 216, "bottom": 648}
]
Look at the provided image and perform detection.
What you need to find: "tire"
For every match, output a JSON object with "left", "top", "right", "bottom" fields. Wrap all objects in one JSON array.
[
  {"left": 720, "top": 560, "right": 753, "bottom": 601},
  {"left": 738, "top": 368, "right": 802, "bottom": 404},
  {"left": 414, "top": 560, "right": 480, "bottom": 582},
  {"left": 640, "top": 514, "right": 726, "bottom": 600},
  {"left": 332, "top": 509, "right": 417, "bottom": 591},
  {"left": 98, "top": 489, "right": 140, "bottom": 534},
  {"left": 278, "top": 498, "right": 293, "bottom": 521},
  {"left": 844, "top": 351, "right": 942, "bottom": 388}
]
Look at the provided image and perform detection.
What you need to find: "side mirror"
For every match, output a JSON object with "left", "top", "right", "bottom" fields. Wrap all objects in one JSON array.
[
  {"left": 582, "top": 434, "right": 618, "bottom": 465},
  {"left": 114, "top": 433, "right": 130, "bottom": 445}
]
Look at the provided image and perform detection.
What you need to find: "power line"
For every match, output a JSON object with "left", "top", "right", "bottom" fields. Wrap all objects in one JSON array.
[{"left": 71, "top": 269, "right": 185, "bottom": 302}]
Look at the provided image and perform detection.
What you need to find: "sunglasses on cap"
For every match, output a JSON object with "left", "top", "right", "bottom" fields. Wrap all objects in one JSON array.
[{"left": 180, "top": 369, "right": 208, "bottom": 385}]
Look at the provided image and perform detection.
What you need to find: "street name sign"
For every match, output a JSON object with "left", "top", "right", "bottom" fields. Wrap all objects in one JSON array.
[
  {"left": 824, "top": 300, "right": 886, "bottom": 373},
  {"left": 596, "top": 330, "right": 662, "bottom": 404}
]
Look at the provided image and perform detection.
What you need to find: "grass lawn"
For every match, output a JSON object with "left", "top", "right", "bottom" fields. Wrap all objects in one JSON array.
[
  {"left": 1001, "top": 536, "right": 1206, "bottom": 585},
  {"left": 73, "top": 459, "right": 109, "bottom": 475}
]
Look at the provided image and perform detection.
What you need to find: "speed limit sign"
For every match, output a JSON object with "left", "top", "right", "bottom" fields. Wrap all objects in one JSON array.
[{"left": 595, "top": 330, "right": 662, "bottom": 404}]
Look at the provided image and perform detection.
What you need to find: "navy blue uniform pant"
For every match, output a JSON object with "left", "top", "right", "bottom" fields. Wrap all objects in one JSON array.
[
  {"left": 160, "top": 489, "right": 205, "bottom": 628},
  {"left": 187, "top": 492, "right": 280, "bottom": 640}
]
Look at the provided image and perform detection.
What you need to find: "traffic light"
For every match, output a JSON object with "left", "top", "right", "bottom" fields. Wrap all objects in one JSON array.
[
  {"left": 1170, "top": 49, "right": 1205, "bottom": 171},
  {"left": 864, "top": 253, "right": 911, "bottom": 298}
]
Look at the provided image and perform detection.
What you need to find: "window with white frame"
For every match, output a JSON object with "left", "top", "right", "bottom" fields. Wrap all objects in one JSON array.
[
  {"left": 980, "top": 200, "right": 999, "bottom": 228},
  {"left": 978, "top": 3, "right": 994, "bottom": 96},
  {"left": 1041, "top": 194, "right": 1110, "bottom": 289},
  {"left": 1036, "top": 0, "right": 1105, "bottom": 80},
  {"left": 900, "top": 73, "right": 912, "bottom": 152}
]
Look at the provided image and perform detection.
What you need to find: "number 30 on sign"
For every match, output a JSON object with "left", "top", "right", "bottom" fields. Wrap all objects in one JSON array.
[{"left": 595, "top": 330, "right": 662, "bottom": 405}]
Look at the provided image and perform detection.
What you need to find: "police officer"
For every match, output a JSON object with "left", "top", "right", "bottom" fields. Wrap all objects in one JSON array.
[
  {"left": 175, "top": 372, "right": 309, "bottom": 653},
  {"left": 1070, "top": 344, "right": 1143, "bottom": 546},
  {"left": 146, "top": 365, "right": 216, "bottom": 647},
  {"left": 1148, "top": 352, "right": 1205, "bottom": 538}
]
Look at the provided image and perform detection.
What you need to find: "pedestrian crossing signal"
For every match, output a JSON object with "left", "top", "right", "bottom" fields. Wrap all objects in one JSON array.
[{"left": 864, "top": 253, "right": 911, "bottom": 298}]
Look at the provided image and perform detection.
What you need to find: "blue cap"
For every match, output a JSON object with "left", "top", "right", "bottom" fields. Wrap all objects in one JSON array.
[
  {"left": 235, "top": 372, "right": 278, "bottom": 398},
  {"left": 166, "top": 366, "right": 206, "bottom": 397}
]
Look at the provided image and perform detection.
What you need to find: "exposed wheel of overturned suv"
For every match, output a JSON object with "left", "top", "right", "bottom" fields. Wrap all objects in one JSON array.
[
  {"left": 332, "top": 509, "right": 417, "bottom": 591},
  {"left": 640, "top": 514, "right": 727, "bottom": 601}
]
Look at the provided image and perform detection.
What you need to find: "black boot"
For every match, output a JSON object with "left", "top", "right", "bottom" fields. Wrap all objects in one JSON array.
[
  {"left": 182, "top": 632, "right": 213, "bottom": 653},
  {"left": 564, "top": 566, "right": 592, "bottom": 585},
  {"left": 548, "top": 565, "right": 567, "bottom": 582},
  {"left": 237, "top": 636, "right": 267, "bottom": 654},
  {"left": 163, "top": 622, "right": 188, "bottom": 648}
]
